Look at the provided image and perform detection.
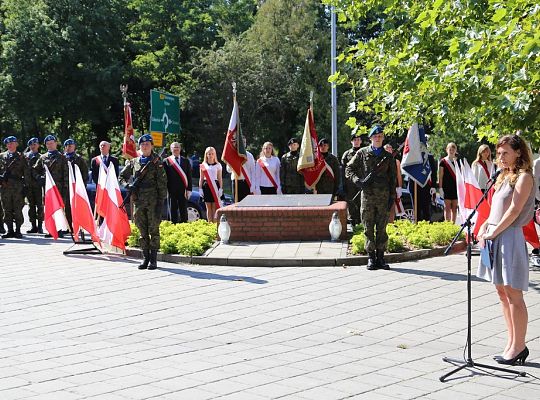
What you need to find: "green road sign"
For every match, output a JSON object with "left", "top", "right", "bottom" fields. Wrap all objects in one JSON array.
[{"left": 150, "top": 90, "right": 181, "bottom": 143}]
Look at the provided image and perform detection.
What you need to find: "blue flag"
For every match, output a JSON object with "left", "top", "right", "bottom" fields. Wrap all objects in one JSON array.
[{"left": 401, "top": 123, "right": 431, "bottom": 188}]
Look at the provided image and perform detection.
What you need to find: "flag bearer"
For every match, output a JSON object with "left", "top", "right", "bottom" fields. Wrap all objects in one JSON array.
[{"left": 315, "top": 138, "right": 341, "bottom": 196}]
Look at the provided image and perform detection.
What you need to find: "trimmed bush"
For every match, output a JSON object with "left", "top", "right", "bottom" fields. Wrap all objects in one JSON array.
[{"left": 127, "top": 220, "right": 217, "bottom": 256}]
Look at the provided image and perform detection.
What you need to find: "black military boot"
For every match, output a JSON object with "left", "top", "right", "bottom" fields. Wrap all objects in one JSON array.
[
  {"left": 14, "top": 225, "right": 23, "bottom": 239},
  {"left": 27, "top": 220, "right": 38, "bottom": 234},
  {"left": 376, "top": 250, "right": 390, "bottom": 270},
  {"left": 2, "top": 223, "right": 15, "bottom": 239},
  {"left": 138, "top": 250, "right": 150, "bottom": 270},
  {"left": 37, "top": 222, "right": 43, "bottom": 234},
  {"left": 0, "top": 223, "right": 5, "bottom": 235},
  {"left": 366, "top": 252, "right": 378, "bottom": 270},
  {"left": 148, "top": 250, "right": 158, "bottom": 270}
]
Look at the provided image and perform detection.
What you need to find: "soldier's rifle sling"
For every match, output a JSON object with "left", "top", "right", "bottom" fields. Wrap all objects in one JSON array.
[
  {"left": 120, "top": 153, "right": 162, "bottom": 211},
  {"left": 0, "top": 153, "right": 22, "bottom": 185}
]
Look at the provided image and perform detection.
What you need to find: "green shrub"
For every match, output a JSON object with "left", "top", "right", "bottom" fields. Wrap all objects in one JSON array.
[
  {"left": 127, "top": 220, "right": 217, "bottom": 256},
  {"left": 387, "top": 233, "right": 406, "bottom": 252},
  {"left": 351, "top": 232, "right": 366, "bottom": 255}
]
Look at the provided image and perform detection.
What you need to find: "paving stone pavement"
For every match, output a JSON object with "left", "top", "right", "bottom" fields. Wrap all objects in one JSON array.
[{"left": 1, "top": 227, "right": 540, "bottom": 399}]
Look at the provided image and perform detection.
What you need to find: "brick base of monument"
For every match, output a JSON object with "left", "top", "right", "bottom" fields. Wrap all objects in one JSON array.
[{"left": 216, "top": 201, "right": 348, "bottom": 242}]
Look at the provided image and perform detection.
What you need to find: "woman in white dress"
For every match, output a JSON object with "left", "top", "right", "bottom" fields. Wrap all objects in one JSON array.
[
  {"left": 471, "top": 144, "right": 494, "bottom": 191},
  {"left": 254, "top": 142, "right": 282, "bottom": 195}
]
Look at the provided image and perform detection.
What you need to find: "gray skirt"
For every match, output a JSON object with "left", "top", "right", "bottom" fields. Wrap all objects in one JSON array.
[{"left": 476, "top": 224, "right": 530, "bottom": 291}]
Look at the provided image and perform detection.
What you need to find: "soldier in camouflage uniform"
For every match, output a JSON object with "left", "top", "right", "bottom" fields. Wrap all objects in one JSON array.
[
  {"left": 64, "top": 138, "right": 89, "bottom": 228},
  {"left": 280, "top": 137, "right": 305, "bottom": 194},
  {"left": 25, "top": 137, "right": 44, "bottom": 234},
  {"left": 345, "top": 125, "right": 396, "bottom": 270},
  {"left": 341, "top": 133, "right": 363, "bottom": 226},
  {"left": 34, "top": 135, "right": 69, "bottom": 238},
  {"left": 119, "top": 134, "right": 167, "bottom": 270},
  {"left": 315, "top": 138, "right": 341, "bottom": 196},
  {"left": 0, "top": 136, "right": 30, "bottom": 238}
]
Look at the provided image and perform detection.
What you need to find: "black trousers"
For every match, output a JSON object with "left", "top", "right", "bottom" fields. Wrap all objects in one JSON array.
[
  {"left": 169, "top": 194, "right": 188, "bottom": 223},
  {"left": 260, "top": 186, "right": 277, "bottom": 195},
  {"left": 233, "top": 180, "right": 250, "bottom": 202}
]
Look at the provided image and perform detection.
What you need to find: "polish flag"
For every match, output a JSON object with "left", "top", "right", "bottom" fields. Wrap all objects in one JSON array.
[
  {"left": 44, "top": 165, "right": 69, "bottom": 239},
  {"left": 98, "top": 165, "right": 131, "bottom": 251},
  {"left": 95, "top": 160, "right": 108, "bottom": 218},
  {"left": 460, "top": 159, "right": 491, "bottom": 236},
  {"left": 69, "top": 164, "right": 99, "bottom": 243}
]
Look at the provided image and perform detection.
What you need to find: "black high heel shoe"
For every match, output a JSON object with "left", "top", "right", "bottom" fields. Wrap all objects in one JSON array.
[{"left": 496, "top": 347, "right": 529, "bottom": 366}]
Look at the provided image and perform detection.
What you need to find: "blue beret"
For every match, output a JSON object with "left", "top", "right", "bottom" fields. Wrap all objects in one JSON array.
[
  {"left": 44, "top": 134, "right": 57, "bottom": 143},
  {"left": 63, "top": 138, "right": 76, "bottom": 146},
  {"left": 3, "top": 136, "right": 17, "bottom": 144},
  {"left": 138, "top": 134, "right": 153, "bottom": 145},
  {"left": 27, "top": 137, "right": 39, "bottom": 146},
  {"left": 368, "top": 125, "right": 384, "bottom": 137}
]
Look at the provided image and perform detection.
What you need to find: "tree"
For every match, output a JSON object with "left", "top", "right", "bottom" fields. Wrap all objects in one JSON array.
[{"left": 326, "top": 0, "right": 540, "bottom": 149}]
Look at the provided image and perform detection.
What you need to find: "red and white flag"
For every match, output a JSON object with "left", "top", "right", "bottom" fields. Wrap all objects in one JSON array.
[
  {"left": 44, "top": 165, "right": 69, "bottom": 239},
  {"left": 69, "top": 164, "right": 99, "bottom": 243},
  {"left": 97, "top": 165, "right": 131, "bottom": 251},
  {"left": 297, "top": 107, "right": 325, "bottom": 189},
  {"left": 122, "top": 102, "right": 138, "bottom": 159},
  {"left": 95, "top": 160, "right": 108, "bottom": 218},
  {"left": 222, "top": 96, "right": 247, "bottom": 177}
]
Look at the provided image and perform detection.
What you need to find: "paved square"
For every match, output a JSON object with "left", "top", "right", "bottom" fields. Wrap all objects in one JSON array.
[{"left": 1, "top": 234, "right": 539, "bottom": 399}]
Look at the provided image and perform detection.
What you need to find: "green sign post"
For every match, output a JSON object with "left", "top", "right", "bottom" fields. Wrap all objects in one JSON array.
[{"left": 150, "top": 89, "right": 181, "bottom": 147}]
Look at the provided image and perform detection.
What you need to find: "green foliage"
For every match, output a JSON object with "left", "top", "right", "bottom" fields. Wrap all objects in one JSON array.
[
  {"left": 350, "top": 220, "right": 464, "bottom": 254},
  {"left": 127, "top": 220, "right": 217, "bottom": 256},
  {"left": 325, "top": 0, "right": 540, "bottom": 148}
]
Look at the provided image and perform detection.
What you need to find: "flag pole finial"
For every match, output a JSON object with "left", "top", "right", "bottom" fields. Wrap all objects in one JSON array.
[
  {"left": 232, "top": 82, "right": 237, "bottom": 96},
  {"left": 120, "top": 84, "right": 128, "bottom": 106},
  {"left": 309, "top": 91, "right": 314, "bottom": 111}
]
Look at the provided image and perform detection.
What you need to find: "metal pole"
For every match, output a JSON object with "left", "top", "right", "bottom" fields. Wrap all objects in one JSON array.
[{"left": 330, "top": 6, "right": 338, "bottom": 156}]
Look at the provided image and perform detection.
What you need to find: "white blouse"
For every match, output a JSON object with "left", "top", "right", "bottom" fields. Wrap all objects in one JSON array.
[
  {"left": 254, "top": 156, "right": 281, "bottom": 193},
  {"left": 471, "top": 160, "right": 494, "bottom": 190},
  {"left": 201, "top": 162, "right": 222, "bottom": 182},
  {"left": 226, "top": 151, "right": 256, "bottom": 192}
]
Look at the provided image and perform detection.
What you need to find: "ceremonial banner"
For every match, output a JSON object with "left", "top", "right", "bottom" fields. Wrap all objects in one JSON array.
[
  {"left": 222, "top": 97, "right": 247, "bottom": 177},
  {"left": 297, "top": 107, "right": 325, "bottom": 188},
  {"left": 122, "top": 102, "right": 138, "bottom": 159},
  {"left": 401, "top": 123, "right": 431, "bottom": 188}
]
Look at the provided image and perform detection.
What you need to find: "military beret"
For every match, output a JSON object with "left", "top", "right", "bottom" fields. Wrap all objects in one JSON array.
[
  {"left": 368, "top": 125, "right": 384, "bottom": 137},
  {"left": 350, "top": 132, "right": 362, "bottom": 141},
  {"left": 63, "top": 138, "right": 76, "bottom": 146},
  {"left": 288, "top": 137, "right": 299, "bottom": 145},
  {"left": 44, "top": 134, "right": 57, "bottom": 143},
  {"left": 27, "top": 137, "right": 39, "bottom": 146},
  {"left": 138, "top": 134, "right": 153, "bottom": 145},
  {"left": 318, "top": 138, "right": 329, "bottom": 146},
  {"left": 3, "top": 136, "right": 17, "bottom": 144}
]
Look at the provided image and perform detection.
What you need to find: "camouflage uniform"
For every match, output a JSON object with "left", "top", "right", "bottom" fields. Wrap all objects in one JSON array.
[
  {"left": 0, "top": 151, "right": 29, "bottom": 236},
  {"left": 119, "top": 152, "right": 167, "bottom": 252},
  {"left": 316, "top": 152, "right": 341, "bottom": 195},
  {"left": 0, "top": 193, "right": 4, "bottom": 234},
  {"left": 25, "top": 151, "right": 44, "bottom": 231},
  {"left": 34, "top": 151, "right": 70, "bottom": 233},
  {"left": 341, "top": 146, "right": 361, "bottom": 225},
  {"left": 280, "top": 150, "right": 305, "bottom": 194},
  {"left": 345, "top": 145, "right": 396, "bottom": 255}
]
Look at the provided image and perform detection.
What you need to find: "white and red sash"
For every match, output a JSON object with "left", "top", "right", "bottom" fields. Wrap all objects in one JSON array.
[
  {"left": 479, "top": 160, "right": 490, "bottom": 179},
  {"left": 241, "top": 165, "right": 252, "bottom": 189},
  {"left": 200, "top": 163, "right": 222, "bottom": 208},
  {"left": 94, "top": 156, "right": 109, "bottom": 171},
  {"left": 167, "top": 155, "right": 189, "bottom": 188},
  {"left": 324, "top": 161, "right": 335, "bottom": 179},
  {"left": 257, "top": 158, "right": 278, "bottom": 189},
  {"left": 441, "top": 157, "right": 456, "bottom": 180}
]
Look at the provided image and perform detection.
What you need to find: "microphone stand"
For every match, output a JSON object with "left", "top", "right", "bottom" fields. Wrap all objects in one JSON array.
[{"left": 439, "top": 173, "right": 526, "bottom": 382}]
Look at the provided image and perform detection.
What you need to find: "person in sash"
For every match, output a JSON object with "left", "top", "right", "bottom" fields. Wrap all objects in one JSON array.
[
  {"left": 25, "top": 137, "right": 44, "bottom": 234},
  {"left": 315, "top": 138, "right": 341, "bottom": 197},
  {"left": 384, "top": 143, "right": 402, "bottom": 223},
  {"left": 471, "top": 144, "right": 494, "bottom": 192},
  {"left": 346, "top": 125, "right": 396, "bottom": 270},
  {"left": 226, "top": 136, "right": 255, "bottom": 202},
  {"left": 91, "top": 141, "right": 119, "bottom": 185},
  {"left": 280, "top": 137, "right": 305, "bottom": 195},
  {"left": 163, "top": 142, "right": 192, "bottom": 223},
  {"left": 254, "top": 142, "right": 281, "bottom": 195},
  {"left": 477, "top": 134, "right": 534, "bottom": 366},
  {"left": 199, "top": 146, "right": 223, "bottom": 223},
  {"left": 119, "top": 134, "right": 167, "bottom": 270},
  {"left": 438, "top": 142, "right": 459, "bottom": 222}
]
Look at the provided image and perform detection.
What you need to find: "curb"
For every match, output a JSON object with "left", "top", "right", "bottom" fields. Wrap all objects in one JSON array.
[{"left": 125, "top": 241, "right": 467, "bottom": 267}]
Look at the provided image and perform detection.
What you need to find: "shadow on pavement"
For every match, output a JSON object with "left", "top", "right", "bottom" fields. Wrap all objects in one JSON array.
[
  {"left": 158, "top": 267, "right": 268, "bottom": 284},
  {"left": 64, "top": 253, "right": 140, "bottom": 265},
  {"left": 391, "top": 267, "right": 484, "bottom": 282},
  {"left": 0, "top": 235, "right": 73, "bottom": 246}
]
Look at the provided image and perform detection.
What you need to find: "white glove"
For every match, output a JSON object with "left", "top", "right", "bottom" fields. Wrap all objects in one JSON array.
[
  {"left": 186, "top": 191, "right": 192, "bottom": 199},
  {"left": 439, "top": 188, "right": 444, "bottom": 198},
  {"left": 218, "top": 188, "right": 223, "bottom": 197},
  {"left": 396, "top": 187, "right": 402, "bottom": 198},
  {"left": 429, "top": 188, "right": 436, "bottom": 196}
]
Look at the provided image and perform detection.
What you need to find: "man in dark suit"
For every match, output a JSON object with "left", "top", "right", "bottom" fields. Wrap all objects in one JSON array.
[
  {"left": 163, "top": 142, "right": 192, "bottom": 223},
  {"left": 90, "top": 141, "right": 120, "bottom": 184}
]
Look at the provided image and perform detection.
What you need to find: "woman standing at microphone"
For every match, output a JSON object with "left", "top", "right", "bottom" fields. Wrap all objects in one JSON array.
[{"left": 477, "top": 134, "right": 535, "bottom": 366}]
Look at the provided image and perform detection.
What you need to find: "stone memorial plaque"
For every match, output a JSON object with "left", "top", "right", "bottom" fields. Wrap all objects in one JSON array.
[{"left": 236, "top": 194, "right": 333, "bottom": 207}]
